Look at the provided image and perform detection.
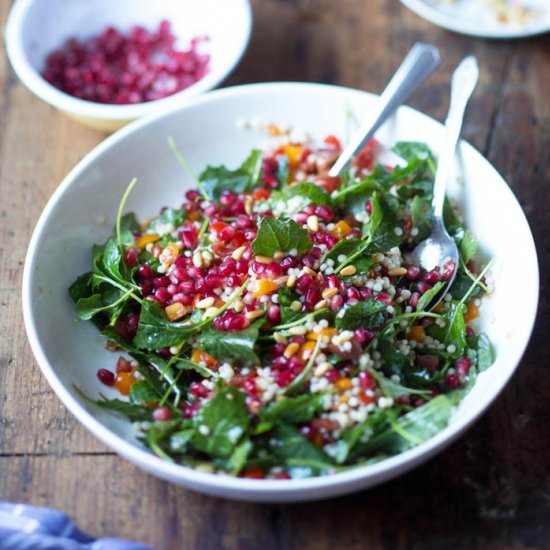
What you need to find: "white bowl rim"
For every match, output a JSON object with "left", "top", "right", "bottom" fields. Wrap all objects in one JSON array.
[
  {"left": 400, "top": 0, "right": 550, "bottom": 39},
  {"left": 4, "top": 0, "right": 253, "bottom": 121},
  {"left": 22, "top": 82, "right": 540, "bottom": 500}
]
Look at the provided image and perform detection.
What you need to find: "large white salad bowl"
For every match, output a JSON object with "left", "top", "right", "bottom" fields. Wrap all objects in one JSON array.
[{"left": 22, "top": 83, "right": 539, "bottom": 502}]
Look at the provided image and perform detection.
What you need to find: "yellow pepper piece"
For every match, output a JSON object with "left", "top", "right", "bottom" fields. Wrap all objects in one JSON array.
[
  {"left": 464, "top": 302, "right": 480, "bottom": 322},
  {"left": 283, "top": 144, "right": 303, "bottom": 168},
  {"left": 335, "top": 377, "right": 352, "bottom": 392},
  {"left": 191, "top": 348, "right": 218, "bottom": 367},
  {"left": 408, "top": 325, "right": 425, "bottom": 342},
  {"left": 136, "top": 234, "right": 160, "bottom": 248},
  {"left": 253, "top": 279, "right": 278, "bottom": 298},
  {"left": 306, "top": 327, "right": 337, "bottom": 341},
  {"left": 332, "top": 220, "right": 352, "bottom": 239}
]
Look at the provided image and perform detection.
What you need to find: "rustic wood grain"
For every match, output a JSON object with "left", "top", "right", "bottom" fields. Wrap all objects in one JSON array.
[{"left": 1, "top": 0, "right": 550, "bottom": 549}]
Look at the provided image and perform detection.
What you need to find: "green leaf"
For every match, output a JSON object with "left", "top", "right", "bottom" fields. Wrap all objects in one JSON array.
[
  {"left": 148, "top": 208, "right": 185, "bottom": 234},
  {"left": 368, "top": 192, "right": 403, "bottom": 253},
  {"left": 392, "top": 142, "right": 435, "bottom": 164},
  {"left": 196, "top": 321, "right": 262, "bottom": 367},
  {"left": 144, "top": 419, "right": 190, "bottom": 461},
  {"left": 445, "top": 302, "right": 466, "bottom": 356},
  {"left": 75, "top": 387, "right": 152, "bottom": 421},
  {"left": 476, "top": 333, "right": 495, "bottom": 372},
  {"left": 460, "top": 230, "right": 478, "bottom": 264},
  {"left": 226, "top": 439, "right": 253, "bottom": 475},
  {"left": 410, "top": 195, "right": 432, "bottom": 239},
  {"left": 102, "top": 239, "right": 125, "bottom": 281},
  {"left": 335, "top": 299, "right": 387, "bottom": 330},
  {"left": 134, "top": 300, "right": 197, "bottom": 350},
  {"left": 252, "top": 217, "right": 312, "bottom": 257},
  {"left": 363, "top": 395, "right": 452, "bottom": 454},
  {"left": 415, "top": 281, "right": 445, "bottom": 312},
  {"left": 75, "top": 286, "right": 128, "bottom": 321},
  {"left": 191, "top": 387, "right": 249, "bottom": 458},
  {"left": 199, "top": 149, "right": 262, "bottom": 200},
  {"left": 69, "top": 272, "right": 93, "bottom": 302},
  {"left": 129, "top": 380, "right": 160, "bottom": 405},
  {"left": 366, "top": 366, "right": 431, "bottom": 399},
  {"left": 323, "top": 238, "right": 363, "bottom": 263},
  {"left": 269, "top": 422, "right": 329, "bottom": 463},
  {"left": 173, "top": 358, "right": 219, "bottom": 378},
  {"left": 118, "top": 212, "right": 140, "bottom": 246},
  {"left": 260, "top": 394, "right": 325, "bottom": 426},
  {"left": 169, "top": 428, "right": 195, "bottom": 453},
  {"left": 377, "top": 330, "right": 410, "bottom": 378}
]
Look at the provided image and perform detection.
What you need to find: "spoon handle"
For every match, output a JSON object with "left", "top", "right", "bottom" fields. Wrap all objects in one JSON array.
[
  {"left": 432, "top": 56, "right": 480, "bottom": 220},
  {"left": 329, "top": 42, "right": 440, "bottom": 177}
]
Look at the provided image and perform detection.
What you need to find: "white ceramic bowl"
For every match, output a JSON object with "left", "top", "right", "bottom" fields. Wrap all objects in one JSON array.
[
  {"left": 22, "top": 83, "right": 539, "bottom": 502},
  {"left": 400, "top": 0, "right": 550, "bottom": 38},
  {"left": 5, "top": 0, "right": 252, "bottom": 131}
]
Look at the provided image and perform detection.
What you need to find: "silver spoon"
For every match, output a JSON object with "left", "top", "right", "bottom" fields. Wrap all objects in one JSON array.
[
  {"left": 329, "top": 42, "right": 440, "bottom": 177},
  {"left": 410, "top": 55, "right": 480, "bottom": 306}
]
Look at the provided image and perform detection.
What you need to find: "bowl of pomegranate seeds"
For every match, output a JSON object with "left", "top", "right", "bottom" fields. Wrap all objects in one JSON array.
[
  {"left": 5, "top": 0, "right": 252, "bottom": 131},
  {"left": 22, "top": 83, "right": 538, "bottom": 501}
]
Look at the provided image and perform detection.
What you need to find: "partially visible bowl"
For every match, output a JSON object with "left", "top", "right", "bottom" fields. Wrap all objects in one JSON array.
[
  {"left": 22, "top": 83, "right": 539, "bottom": 501},
  {"left": 5, "top": 0, "right": 252, "bottom": 131}
]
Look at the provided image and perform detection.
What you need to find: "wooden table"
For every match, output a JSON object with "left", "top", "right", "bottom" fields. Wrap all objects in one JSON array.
[{"left": 1, "top": 1, "right": 549, "bottom": 548}]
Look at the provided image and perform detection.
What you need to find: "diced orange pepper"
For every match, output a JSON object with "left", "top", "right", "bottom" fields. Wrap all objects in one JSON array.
[
  {"left": 283, "top": 144, "right": 303, "bottom": 168},
  {"left": 268, "top": 123, "right": 282, "bottom": 136},
  {"left": 335, "top": 377, "right": 352, "bottom": 392},
  {"left": 136, "top": 234, "right": 160, "bottom": 248},
  {"left": 214, "top": 299, "right": 225, "bottom": 308},
  {"left": 306, "top": 327, "right": 337, "bottom": 341},
  {"left": 253, "top": 279, "right": 278, "bottom": 297},
  {"left": 433, "top": 303, "right": 446, "bottom": 313},
  {"left": 359, "top": 391, "right": 375, "bottom": 405},
  {"left": 464, "top": 302, "right": 480, "bottom": 322},
  {"left": 191, "top": 348, "right": 218, "bottom": 367},
  {"left": 408, "top": 325, "right": 425, "bottom": 342},
  {"left": 339, "top": 394, "right": 349, "bottom": 404},
  {"left": 210, "top": 221, "right": 227, "bottom": 235},
  {"left": 252, "top": 188, "right": 270, "bottom": 201},
  {"left": 188, "top": 211, "right": 202, "bottom": 222},
  {"left": 114, "top": 369, "right": 137, "bottom": 396},
  {"left": 312, "top": 432, "right": 324, "bottom": 448},
  {"left": 300, "top": 340, "right": 317, "bottom": 361},
  {"left": 165, "top": 302, "right": 187, "bottom": 321},
  {"left": 331, "top": 220, "right": 352, "bottom": 239}
]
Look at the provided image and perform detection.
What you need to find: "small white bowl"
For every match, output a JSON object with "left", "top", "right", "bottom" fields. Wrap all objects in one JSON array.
[
  {"left": 22, "top": 83, "right": 539, "bottom": 502},
  {"left": 5, "top": 0, "right": 252, "bottom": 131}
]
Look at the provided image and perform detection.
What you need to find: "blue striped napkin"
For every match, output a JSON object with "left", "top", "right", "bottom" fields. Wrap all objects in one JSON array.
[{"left": 0, "top": 502, "right": 154, "bottom": 549}]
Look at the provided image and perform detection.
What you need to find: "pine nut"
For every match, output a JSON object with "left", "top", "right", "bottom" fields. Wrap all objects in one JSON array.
[
  {"left": 255, "top": 255, "right": 272, "bottom": 264},
  {"left": 307, "top": 215, "right": 319, "bottom": 232},
  {"left": 314, "top": 299, "right": 327, "bottom": 310},
  {"left": 388, "top": 267, "right": 407, "bottom": 277},
  {"left": 322, "top": 288, "right": 338, "bottom": 300},
  {"left": 286, "top": 274, "right": 297, "bottom": 288},
  {"left": 232, "top": 246, "right": 246, "bottom": 260},
  {"left": 284, "top": 342, "right": 300, "bottom": 358},
  {"left": 196, "top": 297, "right": 215, "bottom": 309},
  {"left": 340, "top": 265, "right": 357, "bottom": 276},
  {"left": 245, "top": 310, "right": 265, "bottom": 321}
]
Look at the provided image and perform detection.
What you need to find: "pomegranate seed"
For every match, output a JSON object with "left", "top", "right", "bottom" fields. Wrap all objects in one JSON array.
[
  {"left": 116, "top": 357, "right": 133, "bottom": 373},
  {"left": 272, "top": 356, "right": 289, "bottom": 369},
  {"left": 416, "top": 354, "right": 439, "bottom": 370},
  {"left": 267, "top": 305, "right": 281, "bottom": 324},
  {"left": 446, "top": 373, "right": 461, "bottom": 388},
  {"left": 272, "top": 471, "right": 291, "bottom": 480},
  {"left": 137, "top": 264, "right": 153, "bottom": 279},
  {"left": 153, "top": 276, "right": 170, "bottom": 288},
  {"left": 97, "top": 369, "right": 115, "bottom": 386},
  {"left": 354, "top": 328, "right": 374, "bottom": 346},
  {"left": 140, "top": 280, "right": 153, "bottom": 296},
  {"left": 189, "top": 382, "right": 209, "bottom": 398},
  {"left": 296, "top": 274, "right": 315, "bottom": 292},
  {"left": 124, "top": 248, "right": 139, "bottom": 267},
  {"left": 272, "top": 343, "right": 286, "bottom": 357},
  {"left": 330, "top": 294, "right": 344, "bottom": 312},
  {"left": 456, "top": 357, "right": 472, "bottom": 379},
  {"left": 423, "top": 270, "right": 440, "bottom": 284},
  {"left": 359, "top": 371, "right": 375, "bottom": 389},
  {"left": 325, "top": 368, "right": 341, "bottom": 383},
  {"left": 375, "top": 292, "right": 392, "bottom": 304},
  {"left": 153, "top": 406, "right": 172, "bottom": 421},
  {"left": 406, "top": 265, "right": 421, "bottom": 281}
]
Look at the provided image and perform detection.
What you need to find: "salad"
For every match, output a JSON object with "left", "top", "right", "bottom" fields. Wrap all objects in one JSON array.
[{"left": 70, "top": 133, "right": 494, "bottom": 479}]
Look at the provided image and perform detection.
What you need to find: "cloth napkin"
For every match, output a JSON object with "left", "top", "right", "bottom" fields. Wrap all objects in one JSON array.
[{"left": 0, "top": 502, "right": 155, "bottom": 550}]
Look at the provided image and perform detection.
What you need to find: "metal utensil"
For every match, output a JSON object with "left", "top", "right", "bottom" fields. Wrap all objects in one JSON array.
[
  {"left": 329, "top": 42, "right": 440, "bottom": 177},
  {"left": 410, "top": 55, "right": 480, "bottom": 307}
]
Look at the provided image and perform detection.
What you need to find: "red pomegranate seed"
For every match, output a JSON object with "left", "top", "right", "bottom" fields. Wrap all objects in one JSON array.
[
  {"left": 124, "top": 248, "right": 139, "bottom": 267},
  {"left": 446, "top": 373, "right": 461, "bottom": 388},
  {"left": 423, "top": 270, "right": 441, "bottom": 284},
  {"left": 359, "top": 371, "right": 375, "bottom": 389},
  {"left": 325, "top": 368, "right": 341, "bottom": 383},
  {"left": 267, "top": 305, "right": 281, "bottom": 324},
  {"left": 97, "top": 369, "right": 115, "bottom": 386},
  {"left": 116, "top": 356, "right": 133, "bottom": 373},
  {"left": 406, "top": 265, "right": 421, "bottom": 281},
  {"left": 153, "top": 406, "right": 172, "bottom": 421},
  {"left": 456, "top": 357, "right": 472, "bottom": 379}
]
